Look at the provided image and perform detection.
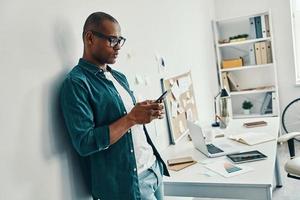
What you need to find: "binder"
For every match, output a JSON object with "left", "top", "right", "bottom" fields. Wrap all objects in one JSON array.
[
  {"left": 260, "top": 92, "right": 272, "bottom": 114},
  {"left": 261, "top": 15, "right": 267, "bottom": 38},
  {"left": 254, "top": 42, "right": 262, "bottom": 65},
  {"left": 249, "top": 17, "right": 256, "bottom": 39},
  {"left": 265, "top": 15, "right": 271, "bottom": 37},
  {"left": 271, "top": 92, "right": 278, "bottom": 115},
  {"left": 227, "top": 72, "right": 241, "bottom": 91},
  {"left": 266, "top": 41, "right": 273, "bottom": 63},
  {"left": 254, "top": 16, "right": 262, "bottom": 38},
  {"left": 222, "top": 72, "right": 230, "bottom": 91},
  {"left": 260, "top": 42, "right": 267, "bottom": 64},
  {"left": 248, "top": 44, "right": 256, "bottom": 65}
]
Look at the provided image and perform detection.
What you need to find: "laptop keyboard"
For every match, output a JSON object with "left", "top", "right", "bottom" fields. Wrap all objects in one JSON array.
[{"left": 206, "top": 144, "right": 224, "bottom": 154}]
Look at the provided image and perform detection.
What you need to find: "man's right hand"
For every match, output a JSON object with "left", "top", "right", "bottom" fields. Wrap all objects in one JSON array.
[{"left": 128, "top": 100, "right": 165, "bottom": 125}]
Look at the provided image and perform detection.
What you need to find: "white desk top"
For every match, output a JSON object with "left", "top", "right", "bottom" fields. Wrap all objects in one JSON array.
[{"left": 162, "top": 117, "right": 279, "bottom": 186}]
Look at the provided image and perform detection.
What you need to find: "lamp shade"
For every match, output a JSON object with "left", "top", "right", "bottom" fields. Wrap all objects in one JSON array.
[{"left": 220, "top": 88, "right": 229, "bottom": 98}]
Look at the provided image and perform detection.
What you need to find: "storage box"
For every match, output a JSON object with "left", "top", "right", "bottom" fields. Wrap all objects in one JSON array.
[{"left": 222, "top": 58, "right": 243, "bottom": 69}]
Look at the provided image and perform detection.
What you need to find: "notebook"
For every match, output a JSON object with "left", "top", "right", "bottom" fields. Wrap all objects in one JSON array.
[{"left": 228, "top": 132, "right": 275, "bottom": 146}]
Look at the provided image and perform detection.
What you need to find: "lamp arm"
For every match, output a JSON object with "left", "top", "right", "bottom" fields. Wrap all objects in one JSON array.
[{"left": 213, "top": 91, "right": 221, "bottom": 122}]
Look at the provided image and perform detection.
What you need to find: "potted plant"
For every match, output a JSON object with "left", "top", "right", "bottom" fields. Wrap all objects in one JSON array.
[{"left": 242, "top": 100, "right": 253, "bottom": 115}]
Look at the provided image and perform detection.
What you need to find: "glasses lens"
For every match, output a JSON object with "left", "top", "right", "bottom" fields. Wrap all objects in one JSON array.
[
  {"left": 109, "top": 38, "right": 118, "bottom": 47},
  {"left": 119, "top": 38, "right": 126, "bottom": 47},
  {"left": 110, "top": 37, "right": 126, "bottom": 47}
]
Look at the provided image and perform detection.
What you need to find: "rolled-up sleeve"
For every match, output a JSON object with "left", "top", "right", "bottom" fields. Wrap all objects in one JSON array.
[{"left": 60, "top": 77, "right": 110, "bottom": 157}]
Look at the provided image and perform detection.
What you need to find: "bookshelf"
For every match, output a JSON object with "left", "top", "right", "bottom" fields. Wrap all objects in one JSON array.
[{"left": 212, "top": 11, "right": 280, "bottom": 119}]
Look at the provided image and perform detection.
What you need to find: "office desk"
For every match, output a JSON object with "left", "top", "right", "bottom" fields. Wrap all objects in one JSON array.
[{"left": 162, "top": 117, "right": 282, "bottom": 200}]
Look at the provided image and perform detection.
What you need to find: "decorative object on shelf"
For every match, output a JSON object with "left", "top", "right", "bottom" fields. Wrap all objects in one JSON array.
[
  {"left": 222, "top": 57, "right": 243, "bottom": 69},
  {"left": 242, "top": 100, "right": 253, "bottom": 115},
  {"left": 229, "top": 34, "right": 249, "bottom": 42},
  {"left": 212, "top": 88, "right": 230, "bottom": 127},
  {"left": 218, "top": 39, "right": 230, "bottom": 44}
]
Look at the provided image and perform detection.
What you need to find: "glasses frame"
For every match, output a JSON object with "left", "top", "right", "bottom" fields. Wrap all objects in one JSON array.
[{"left": 89, "top": 30, "right": 126, "bottom": 48}]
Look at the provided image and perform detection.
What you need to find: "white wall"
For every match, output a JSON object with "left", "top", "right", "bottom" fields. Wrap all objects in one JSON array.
[
  {"left": 214, "top": 0, "right": 300, "bottom": 127},
  {"left": 0, "top": 0, "right": 217, "bottom": 199}
]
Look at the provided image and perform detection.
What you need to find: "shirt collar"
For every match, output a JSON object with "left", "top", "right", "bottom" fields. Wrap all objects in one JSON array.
[{"left": 78, "top": 58, "right": 112, "bottom": 75}]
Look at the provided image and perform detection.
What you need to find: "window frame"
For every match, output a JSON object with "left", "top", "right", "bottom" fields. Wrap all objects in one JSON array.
[{"left": 290, "top": 0, "right": 300, "bottom": 85}]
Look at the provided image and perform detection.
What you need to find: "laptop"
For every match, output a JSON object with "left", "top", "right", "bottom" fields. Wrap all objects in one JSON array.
[{"left": 187, "top": 120, "right": 239, "bottom": 158}]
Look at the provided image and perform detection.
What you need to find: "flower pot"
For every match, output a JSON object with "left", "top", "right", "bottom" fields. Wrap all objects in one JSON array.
[{"left": 243, "top": 109, "right": 251, "bottom": 115}]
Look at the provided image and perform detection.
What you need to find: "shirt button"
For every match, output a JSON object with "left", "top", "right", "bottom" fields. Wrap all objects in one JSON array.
[
  {"left": 134, "top": 168, "right": 137, "bottom": 172},
  {"left": 123, "top": 111, "right": 127, "bottom": 114},
  {"left": 130, "top": 149, "right": 133, "bottom": 153}
]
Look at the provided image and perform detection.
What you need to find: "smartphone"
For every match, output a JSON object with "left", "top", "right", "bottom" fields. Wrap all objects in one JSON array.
[{"left": 155, "top": 90, "right": 170, "bottom": 103}]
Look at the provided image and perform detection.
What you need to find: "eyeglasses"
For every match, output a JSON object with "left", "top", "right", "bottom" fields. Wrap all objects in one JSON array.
[{"left": 90, "top": 30, "right": 126, "bottom": 48}]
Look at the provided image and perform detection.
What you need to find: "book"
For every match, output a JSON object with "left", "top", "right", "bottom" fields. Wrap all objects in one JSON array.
[
  {"left": 167, "top": 156, "right": 194, "bottom": 166},
  {"left": 260, "top": 42, "right": 267, "bottom": 64},
  {"left": 254, "top": 42, "right": 262, "bottom": 65},
  {"left": 254, "top": 16, "right": 262, "bottom": 38},
  {"left": 222, "top": 58, "right": 243, "bottom": 68},
  {"left": 222, "top": 72, "right": 230, "bottom": 91},
  {"left": 249, "top": 17, "right": 256, "bottom": 39},
  {"left": 167, "top": 156, "right": 197, "bottom": 171},
  {"left": 229, "top": 132, "right": 276, "bottom": 146},
  {"left": 243, "top": 120, "right": 267, "bottom": 128},
  {"left": 248, "top": 44, "right": 256, "bottom": 65},
  {"left": 168, "top": 161, "right": 197, "bottom": 171},
  {"left": 227, "top": 72, "right": 241, "bottom": 91},
  {"left": 266, "top": 41, "right": 272, "bottom": 63}
]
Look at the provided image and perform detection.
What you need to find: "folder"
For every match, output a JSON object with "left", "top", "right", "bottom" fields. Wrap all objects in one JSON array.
[
  {"left": 248, "top": 44, "right": 256, "bottom": 65},
  {"left": 227, "top": 72, "right": 241, "bottom": 91},
  {"left": 266, "top": 41, "right": 273, "bottom": 63},
  {"left": 260, "top": 42, "right": 267, "bottom": 64},
  {"left": 265, "top": 15, "right": 271, "bottom": 37},
  {"left": 249, "top": 17, "right": 256, "bottom": 39},
  {"left": 260, "top": 92, "right": 272, "bottom": 114},
  {"left": 254, "top": 42, "right": 262, "bottom": 65},
  {"left": 271, "top": 92, "right": 277, "bottom": 115},
  {"left": 261, "top": 15, "right": 267, "bottom": 38},
  {"left": 254, "top": 16, "right": 262, "bottom": 38}
]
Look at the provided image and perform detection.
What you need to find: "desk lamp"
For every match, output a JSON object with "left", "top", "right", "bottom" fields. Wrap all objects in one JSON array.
[{"left": 212, "top": 88, "right": 230, "bottom": 127}]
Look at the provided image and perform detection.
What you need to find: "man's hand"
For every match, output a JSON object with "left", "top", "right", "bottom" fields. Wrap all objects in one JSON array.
[{"left": 128, "top": 100, "right": 165, "bottom": 125}]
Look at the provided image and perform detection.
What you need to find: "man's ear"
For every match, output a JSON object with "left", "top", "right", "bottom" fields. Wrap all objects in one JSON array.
[{"left": 84, "top": 31, "right": 94, "bottom": 45}]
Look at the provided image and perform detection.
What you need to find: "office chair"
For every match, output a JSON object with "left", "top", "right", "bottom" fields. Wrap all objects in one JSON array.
[{"left": 278, "top": 132, "right": 300, "bottom": 180}]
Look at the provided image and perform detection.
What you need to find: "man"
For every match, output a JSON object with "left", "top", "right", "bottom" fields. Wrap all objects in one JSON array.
[{"left": 60, "top": 12, "right": 169, "bottom": 200}]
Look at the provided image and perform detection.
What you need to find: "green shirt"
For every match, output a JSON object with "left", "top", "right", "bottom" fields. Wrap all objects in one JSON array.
[{"left": 60, "top": 58, "right": 169, "bottom": 200}]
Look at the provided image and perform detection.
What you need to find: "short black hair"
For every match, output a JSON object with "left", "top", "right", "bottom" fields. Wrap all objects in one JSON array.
[{"left": 82, "top": 12, "right": 118, "bottom": 39}]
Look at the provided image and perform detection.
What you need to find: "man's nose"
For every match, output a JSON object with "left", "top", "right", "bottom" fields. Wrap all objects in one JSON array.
[{"left": 113, "top": 42, "right": 122, "bottom": 50}]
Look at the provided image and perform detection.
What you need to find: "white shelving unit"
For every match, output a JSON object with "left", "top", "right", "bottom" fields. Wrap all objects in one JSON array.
[{"left": 212, "top": 11, "right": 280, "bottom": 119}]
